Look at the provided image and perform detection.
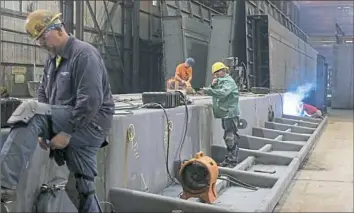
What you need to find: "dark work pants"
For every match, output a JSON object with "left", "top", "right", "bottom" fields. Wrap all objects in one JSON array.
[
  {"left": 221, "top": 116, "right": 239, "bottom": 164},
  {"left": 221, "top": 116, "right": 239, "bottom": 150},
  {"left": 0, "top": 105, "right": 105, "bottom": 213}
]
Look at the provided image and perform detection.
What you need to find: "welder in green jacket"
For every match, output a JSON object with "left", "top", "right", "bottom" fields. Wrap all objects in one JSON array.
[{"left": 201, "top": 62, "right": 241, "bottom": 168}]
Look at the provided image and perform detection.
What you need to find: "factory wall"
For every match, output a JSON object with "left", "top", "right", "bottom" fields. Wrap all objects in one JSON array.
[
  {"left": 268, "top": 15, "right": 318, "bottom": 92},
  {"left": 0, "top": 0, "right": 319, "bottom": 95},
  {"left": 0, "top": 0, "right": 217, "bottom": 63},
  {"left": 0, "top": 1, "right": 159, "bottom": 63},
  {"left": 0, "top": 1, "right": 219, "bottom": 95},
  {"left": 162, "top": 16, "right": 211, "bottom": 89},
  {"left": 331, "top": 44, "right": 354, "bottom": 109},
  {"left": 206, "top": 12, "right": 317, "bottom": 92}
]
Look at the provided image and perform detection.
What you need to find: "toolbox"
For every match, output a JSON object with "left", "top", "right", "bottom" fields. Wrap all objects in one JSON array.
[
  {"left": 142, "top": 91, "right": 183, "bottom": 108},
  {"left": 1, "top": 98, "right": 22, "bottom": 128}
]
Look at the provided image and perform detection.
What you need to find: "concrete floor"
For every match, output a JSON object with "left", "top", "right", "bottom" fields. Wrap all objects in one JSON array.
[{"left": 275, "top": 109, "right": 354, "bottom": 212}]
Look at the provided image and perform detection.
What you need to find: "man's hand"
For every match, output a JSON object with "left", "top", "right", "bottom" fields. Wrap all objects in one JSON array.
[
  {"left": 50, "top": 132, "right": 71, "bottom": 150},
  {"left": 212, "top": 78, "right": 217, "bottom": 86},
  {"left": 197, "top": 88, "right": 206, "bottom": 95},
  {"left": 185, "top": 81, "right": 191, "bottom": 87},
  {"left": 38, "top": 137, "right": 49, "bottom": 151}
]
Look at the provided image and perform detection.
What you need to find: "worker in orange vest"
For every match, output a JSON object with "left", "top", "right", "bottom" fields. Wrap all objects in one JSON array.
[{"left": 166, "top": 58, "right": 195, "bottom": 92}]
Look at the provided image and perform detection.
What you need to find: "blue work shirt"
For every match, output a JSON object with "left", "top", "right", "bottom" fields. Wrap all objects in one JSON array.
[{"left": 37, "top": 35, "right": 115, "bottom": 134}]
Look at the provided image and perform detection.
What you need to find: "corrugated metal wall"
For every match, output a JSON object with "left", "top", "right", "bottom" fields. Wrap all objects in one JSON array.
[{"left": 0, "top": 0, "right": 220, "bottom": 95}]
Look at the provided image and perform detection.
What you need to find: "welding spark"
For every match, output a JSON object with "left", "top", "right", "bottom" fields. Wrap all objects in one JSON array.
[{"left": 283, "top": 83, "right": 315, "bottom": 116}]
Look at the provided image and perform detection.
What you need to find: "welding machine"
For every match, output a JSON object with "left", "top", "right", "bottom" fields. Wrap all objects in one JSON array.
[{"left": 142, "top": 91, "right": 184, "bottom": 108}]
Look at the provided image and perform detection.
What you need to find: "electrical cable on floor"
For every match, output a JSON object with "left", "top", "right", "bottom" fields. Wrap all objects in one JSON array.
[
  {"left": 217, "top": 176, "right": 258, "bottom": 191},
  {"left": 224, "top": 173, "right": 258, "bottom": 190},
  {"left": 218, "top": 173, "right": 258, "bottom": 190}
]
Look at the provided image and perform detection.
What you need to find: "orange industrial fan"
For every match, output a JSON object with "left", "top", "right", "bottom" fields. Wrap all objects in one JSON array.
[{"left": 179, "top": 152, "right": 219, "bottom": 203}]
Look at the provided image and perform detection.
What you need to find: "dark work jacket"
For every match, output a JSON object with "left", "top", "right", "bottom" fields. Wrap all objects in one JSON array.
[{"left": 37, "top": 35, "right": 115, "bottom": 134}]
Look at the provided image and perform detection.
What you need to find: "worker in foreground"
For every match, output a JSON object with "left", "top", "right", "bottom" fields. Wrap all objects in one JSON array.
[
  {"left": 166, "top": 58, "right": 195, "bottom": 93},
  {"left": 299, "top": 102, "right": 323, "bottom": 118},
  {"left": 200, "top": 62, "right": 241, "bottom": 168},
  {"left": 0, "top": 9, "right": 114, "bottom": 213}
]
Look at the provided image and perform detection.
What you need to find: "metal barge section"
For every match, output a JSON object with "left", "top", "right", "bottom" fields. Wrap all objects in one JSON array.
[
  {"left": 108, "top": 113, "right": 327, "bottom": 212},
  {"left": 0, "top": 93, "right": 327, "bottom": 212}
]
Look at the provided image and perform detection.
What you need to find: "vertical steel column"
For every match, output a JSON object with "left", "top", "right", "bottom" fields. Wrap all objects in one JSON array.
[
  {"left": 59, "top": 0, "right": 64, "bottom": 14},
  {"left": 75, "top": 0, "right": 84, "bottom": 40},
  {"left": 233, "top": 0, "right": 246, "bottom": 64},
  {"left": 123, "top": 0, "right": 133, "bottom": 93},
  {"left": 131, "top": 0, "right": 140, "bottom": 92},
  {"left": 63, "top": 0, "right": 74, "bottom": 34}
]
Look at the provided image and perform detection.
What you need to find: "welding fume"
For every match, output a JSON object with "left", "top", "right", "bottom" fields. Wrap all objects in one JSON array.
[{"left": 283, "top": 83, "right": 323, "bottom": 119}]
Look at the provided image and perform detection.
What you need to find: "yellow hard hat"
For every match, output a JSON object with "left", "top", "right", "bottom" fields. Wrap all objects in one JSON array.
[
  {"left": 25, "top": 9, "right": 62, "bottom": 40},
  {"left": 212, "top": 62, "right": 228, "bottom": 73}
]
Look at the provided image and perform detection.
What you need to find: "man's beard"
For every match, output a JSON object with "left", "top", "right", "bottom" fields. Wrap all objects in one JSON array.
[
  {"left": 42, "top": 44, "right": 58, "bottom": 55},
  {"left": 42, "top": 42, "right": 64, "bottom": 56}
]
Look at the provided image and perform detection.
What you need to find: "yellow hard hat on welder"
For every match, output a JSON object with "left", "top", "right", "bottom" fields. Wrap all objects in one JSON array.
[
  {"left": 212, "top": 62, "right": 228, "bottom": 73},
  {"left": 25, "top": 9, "right": 62, "bottom": 40}
]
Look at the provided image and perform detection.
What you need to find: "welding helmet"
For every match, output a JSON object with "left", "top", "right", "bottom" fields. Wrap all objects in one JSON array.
[
  {"left": 212, "top": 62, "right": 228, "bottom": 73},
  {"left": 25, "top": 9, "right": 62, "bottom": 40}
]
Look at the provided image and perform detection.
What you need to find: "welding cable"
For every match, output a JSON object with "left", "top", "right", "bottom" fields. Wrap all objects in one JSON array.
[
  {"left": 174, "top": 91, "right": 189, "bottom": 162},
  {"left": 217, "top": 176, "right": 258, "bottom": 191},
  {"left": 143, "top": 102, "right": 179, "bottom": 184},
  {"left": 225, "top": 174, "right": 258, "bottom": 190},
  {"left": 219, "top": 173, "right": 258, "bottom": 190}
]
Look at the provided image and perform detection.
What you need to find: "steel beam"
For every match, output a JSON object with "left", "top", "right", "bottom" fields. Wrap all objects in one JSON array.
[
  {"left": 123, "top": 0, "right": 133, "bottom": 93},
  {"left": 75, "top": 1, "right": 84, "bottom": 40},
  {"left": 131, "top": 0, "right": 140, "bottom": 92},
  {"left": 63, "top": 0, "right": 74, "bottom": 34}
]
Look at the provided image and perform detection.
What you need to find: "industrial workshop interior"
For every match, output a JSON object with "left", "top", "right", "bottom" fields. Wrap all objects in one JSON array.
[{"left": 0, "top": 0, "right": 353, "bottom": 212}]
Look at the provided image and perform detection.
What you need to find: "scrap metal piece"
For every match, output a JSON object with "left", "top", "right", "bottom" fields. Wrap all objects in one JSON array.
[{"left": 253, "top": 169, "right": 276, "bottom": 174}]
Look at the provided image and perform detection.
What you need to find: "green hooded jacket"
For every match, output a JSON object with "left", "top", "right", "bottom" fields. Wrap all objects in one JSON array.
[{"left": 203, "top": 74, "right": 240, "bottom": 119}]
